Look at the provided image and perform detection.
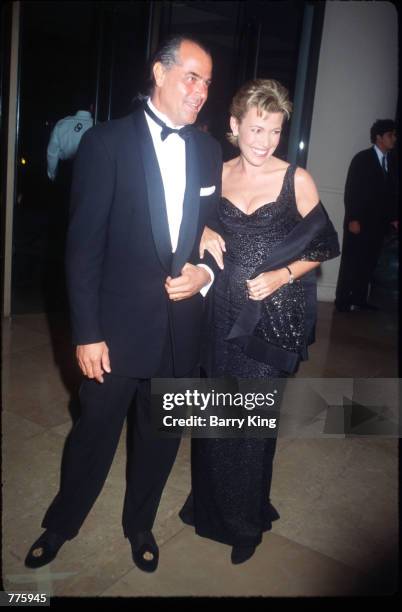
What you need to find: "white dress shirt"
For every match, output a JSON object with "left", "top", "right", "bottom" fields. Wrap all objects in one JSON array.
[
  {"left": 145, "top": 99, "right": 186, "bottom": 253},
  {"left": 144, "top": 99, "right": 213, "bottom": 293},
  {"left": 47, "top": 110, "right": 93, "bottom": 181},
  {"left": 373, "top": 144, "right": 388, "bottom": 172}
]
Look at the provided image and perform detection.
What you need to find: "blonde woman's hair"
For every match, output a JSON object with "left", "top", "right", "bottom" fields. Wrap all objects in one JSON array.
[{"left": 227, "top": 79, "right": 293, "bottom": 146}]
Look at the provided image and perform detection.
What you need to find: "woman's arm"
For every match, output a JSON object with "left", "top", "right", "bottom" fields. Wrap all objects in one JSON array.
[
  {"left": 198, "top": 161, "right": 232, "bottom": 270},
  {"left": 247, "top": 168, "right": 321, "bottom": 300},
  {"left": 199, "top": 225, "right": 226, "bottom": 270},
  {"left": 246, "top": 260, "right": 319, "bottom": 301}
]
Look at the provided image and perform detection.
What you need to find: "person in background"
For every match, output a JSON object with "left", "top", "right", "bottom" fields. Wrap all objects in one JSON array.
[
  {"left": 46, "top": 93, "right": 94, "bottom": 182},
  {"left": 45, "top": 94, "right": 94, "bottom": 306},
  {"left": 335, "top": 119, "right": 398, "bottom": 312}
]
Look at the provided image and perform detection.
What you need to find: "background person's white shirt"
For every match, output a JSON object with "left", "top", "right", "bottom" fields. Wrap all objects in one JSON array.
[
  {"left": 145, "top": 99, "right": 213, "bottom": 294},
  {"left": 373, "top": 144, "right": 388, "bottom": 172},
  {"left": 47, "top": 110, "right": 93, "bottom": 181}
]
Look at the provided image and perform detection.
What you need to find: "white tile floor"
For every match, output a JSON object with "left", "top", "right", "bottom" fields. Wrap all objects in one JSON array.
[{"left": 1, "top": 301, "right": 398, "bottom": 597}]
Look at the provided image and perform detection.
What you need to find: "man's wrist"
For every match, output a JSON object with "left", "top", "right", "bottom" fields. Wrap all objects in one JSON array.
[{"left": 197, "top": 264, "right": 214, "bottom": 296}]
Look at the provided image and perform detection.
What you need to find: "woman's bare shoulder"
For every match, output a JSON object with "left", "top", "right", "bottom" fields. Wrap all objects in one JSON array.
[
  {"left": 294, "top": 167, "right": 320, "bottom": 215},
  {"left": 294, "top": 167, "right": 319, "bottom": 192}
]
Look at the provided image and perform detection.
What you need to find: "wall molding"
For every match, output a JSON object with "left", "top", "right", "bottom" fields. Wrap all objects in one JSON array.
[{"left": 317, "top": 186, "right": 344, "bottom": 196}]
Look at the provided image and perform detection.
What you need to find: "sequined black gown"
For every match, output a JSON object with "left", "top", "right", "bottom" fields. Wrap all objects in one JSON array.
[{"left": 180, "top": 165, "right": 331, "bottom": 547}]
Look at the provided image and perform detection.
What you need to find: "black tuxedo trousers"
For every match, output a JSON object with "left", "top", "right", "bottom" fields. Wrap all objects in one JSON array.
[
  {"left": 42, "top": 333, "right": 190, "bottom": 540},
  {"left": 335, "top": 226, "right": 386, "bottom": 306}
]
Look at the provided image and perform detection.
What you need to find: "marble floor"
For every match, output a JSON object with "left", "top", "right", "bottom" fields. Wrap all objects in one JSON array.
[{"left": 1, "top": 297, "right": 399, "bottom": 598}]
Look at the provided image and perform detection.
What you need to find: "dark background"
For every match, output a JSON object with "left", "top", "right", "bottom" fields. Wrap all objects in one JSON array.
[{"left": 1, "top": 0, "right": 325, "bottom": 314}]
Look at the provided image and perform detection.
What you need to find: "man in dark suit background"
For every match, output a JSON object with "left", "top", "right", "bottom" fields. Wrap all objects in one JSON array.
[
  {"left": 335, "top": 119, "right": 398, "bottom": 312},
  {"left": 25, "top": 35, "right": 222, "bottom": 572}
]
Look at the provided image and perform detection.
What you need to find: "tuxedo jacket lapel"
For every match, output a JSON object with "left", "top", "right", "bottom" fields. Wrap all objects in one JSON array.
[
  {"left": 171, "top": 134, "right": 200, "bottom": 277},
  {"left": 132, "top": 111, "right": 172, "bottom": 272}
]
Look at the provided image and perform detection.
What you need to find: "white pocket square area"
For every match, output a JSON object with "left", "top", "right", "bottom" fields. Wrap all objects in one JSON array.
[{"left": 200, "top": 185, "right": 216, "bottom": 196}]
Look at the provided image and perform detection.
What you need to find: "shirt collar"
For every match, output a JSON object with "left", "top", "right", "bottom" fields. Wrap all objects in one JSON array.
[
  {"left": 75, "top": 110, "right": 92, "bottom": 118},
  {"left": 374, "top": 144, "right": 386, "bottom": 160},
  {"left": 147, "top": 98, "right": 184, "bottom": 130}
]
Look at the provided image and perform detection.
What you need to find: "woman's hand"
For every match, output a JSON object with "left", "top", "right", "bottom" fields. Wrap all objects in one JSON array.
[
  {"left": 247, "top": 269, "right": 289, "bottom": 301},
  {"left": 199, "top": 226, "right": 226, "bottom": 270}
]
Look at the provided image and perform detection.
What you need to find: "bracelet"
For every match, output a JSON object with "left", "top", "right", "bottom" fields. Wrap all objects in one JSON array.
[{"left": 285, "top": 266, "right": 294, "bottom": 284}]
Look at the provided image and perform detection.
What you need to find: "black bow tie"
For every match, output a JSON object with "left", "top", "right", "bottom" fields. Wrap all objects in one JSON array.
[{"left": 143, "top": 103, "right": 193, "bottom": 141}]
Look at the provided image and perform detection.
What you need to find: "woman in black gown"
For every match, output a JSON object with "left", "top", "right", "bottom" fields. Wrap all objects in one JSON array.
[{"left": 180, "top": 79, "right": 339, "bottom": 564}]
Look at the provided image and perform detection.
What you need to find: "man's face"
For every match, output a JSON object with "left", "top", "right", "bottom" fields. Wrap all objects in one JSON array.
[
  {"left": 152, "top": 41, "right": 212, "bottom": 126},
  {"left": 377, "top": 130, "right": 397, "bottom": 153}
]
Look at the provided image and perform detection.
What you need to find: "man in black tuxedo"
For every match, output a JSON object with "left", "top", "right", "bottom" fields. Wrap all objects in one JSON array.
[
  {"left": 335, "top": 119, "right": 398, "bottom": 311},
  {"left": 25, "top": 36, "right": 222, "bottom": 572}
]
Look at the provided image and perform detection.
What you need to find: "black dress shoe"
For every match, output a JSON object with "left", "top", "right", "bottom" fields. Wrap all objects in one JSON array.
[
  {"left": 129, "top": 531, "right": 159, "bottom": 573},
  {"left": 231, "top": 544, "right": 256, "bottom": 565},
  {"left": 25, "top": 531, "right": 66, "bottom": 569}
]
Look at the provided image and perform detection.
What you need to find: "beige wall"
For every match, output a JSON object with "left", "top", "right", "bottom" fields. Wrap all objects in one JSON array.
[{"left": 307, "top": 1, "right": 398, "bottom": 301}]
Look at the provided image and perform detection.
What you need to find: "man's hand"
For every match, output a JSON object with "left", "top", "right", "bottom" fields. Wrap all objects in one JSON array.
[
  {"left": 391, "top": 220, "right": 398, "bottom": 231},
  {"left": 348, "top": 220, "right": 361, "bottom": 234},
  {"left": 199, "top": 226, "right": 226, "bottom": 270},
  {"left": 247, "top": 269, "right": 289, "bottom": 301},
  {"left": 76, "top": 341, "right": 111, "bottom": 383},
  {"left": 165, "top": 263, "right": 211, "bottom": 302}
]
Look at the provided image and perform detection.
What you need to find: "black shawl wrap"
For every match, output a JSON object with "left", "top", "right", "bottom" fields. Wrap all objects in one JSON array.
[{"left": 225, "top": 202, "right": 340, "bottom": 373}]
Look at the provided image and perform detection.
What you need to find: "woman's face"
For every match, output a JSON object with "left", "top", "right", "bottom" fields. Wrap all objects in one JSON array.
[{"left": 231, "top": 106, "right": 284, "bottom": 166}]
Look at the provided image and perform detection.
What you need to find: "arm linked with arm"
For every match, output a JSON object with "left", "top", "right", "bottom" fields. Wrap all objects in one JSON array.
[
  {"left": 198, "top": 140, "right": 225, "bottom": 274},
  {"left": 165, "top": 141, "right": 223, "bottom": 302}
]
